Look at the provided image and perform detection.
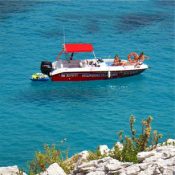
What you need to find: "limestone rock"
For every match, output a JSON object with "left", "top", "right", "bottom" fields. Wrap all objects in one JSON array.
[
  {"left": 105, "top": 158, "right": 122, "bottom": 171},
  {"left": 40, "top": 163, "right": 66, "bottom": 175},
  {"left": 78, "top": 160, "right": 97, "bottom": 169},
  {"left": 125, "top": 164, "right": 140, "bottom": 175},
  {"left": 76, "top": 150, "right": 90, "bottom": 165},
  {"left": 78, "top": 151, "right": 89, "bottom": 161},
  {"left": 110, "top": 142, "right": 123, "bottom": 152},
  {"left": 97, "top": 156, "right": 111, "bottom": 163},
  {"left": 137, "top": 151, "right": 156, "bottom": 162},
  {"left": 2, "top": 141, "right": 175, "bottom": 175},
  {"left": 73, "top": 143, "right": 175, "bottom": 175},
  {"left": 86, "top": 171, "right": 105, "bottom": 175},
  {"left": 166, "top": 139, "right": 175, "bottom": 145},
  {"left": 98, "top": 145, "right": 110, "bottom": 155},
  {"left": 0, "top": 165, "right": 27, "bottom": 175}
]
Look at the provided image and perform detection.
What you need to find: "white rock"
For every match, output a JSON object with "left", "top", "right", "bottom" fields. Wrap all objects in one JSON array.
[
  {"left": 93, "top": 165, "right": 105, "bottom": 172},
  {"left": 162, "top": 156, "right": 175, "bottom": 166},
  {"left": 138, "top": 171, "right": 148, "bottom": 175},
  {"left": 105, "top": 163, "right": 122, "bottom": 171},
  {"left": 119, "top": 173, "right": 127, "bottom": 175},
  {"left": 107, "top": 158, "right": 121, "bottom": 165},
  {"left": 78, "top": 150, "right": 89, "bottom": 161},
  {"left": 78, "top": 160, "right": 97, "bottom": 169},
  {"left": 72, "top": 143, "right": 175, "bottom": 175},
  {"left": 166, "top": 139, "right": 175, "bottom": 145},
  {"left": 110, "top": 142, "right": 123, "bottom": 152},
  {"left": 125, "top": 164, "right": 140, "bottom": 175},
  {"left": 78, "top": 166, "right": 96, "bottom": 173},
  {"left": 97, "top": 157, "right": 111, "bottom": 164},
  {"left": 156, "top": 145, "right": 175, "bottom": 152},
  {"left": 117, "top": 169, "right": 127, "bottom": 175},
  {"left": 163, "top": 169, "right": 175, "bottom": 175},
  {"left": 138, "top": 164, "right": 155, "bottom": 175},
  {"left": 138, "top": 162, "right": 149, "bottom": 170},
  {"left": 76, "top": 150, "right": 90, "bottom": 165},
  {"left": 121, "top": 162, "right": 133, "bottom": 168},
  {"left": 116, "top": 142, "right": 123, "bottom": 150},
  {"left": 98, "top": 145, "right": 110, "bottom": 155},
  {"left": 105, "top": 159, "right": 122, "bottom": 171},
  {"left": 86, "top": 171, "right": 105, "bottom": 175},
  {"left": 40, "top": 163, "right": 66, "bottom": 175},
  {"left": 143, "top": 156, "right": 162, "bottom": 163},
  {"left": 0, "top": 165, "right": 27, "bottom": 175},
  {"left": 137, "top": 151, "right": 156, "bottom": 162}
]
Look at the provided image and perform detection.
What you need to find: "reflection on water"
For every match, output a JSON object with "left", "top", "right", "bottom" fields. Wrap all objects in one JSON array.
[{"left": 13, "top": 76, "right": 146, "bottom": 105}]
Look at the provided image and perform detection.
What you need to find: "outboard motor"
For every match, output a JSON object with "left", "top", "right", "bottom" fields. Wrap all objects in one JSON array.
[{"left": 40, "top": 61, "right": 52, "bottom": 76}]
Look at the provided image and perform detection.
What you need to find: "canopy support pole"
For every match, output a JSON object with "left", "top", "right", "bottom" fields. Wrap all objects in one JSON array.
[
  {"left": 56, "top": 50, "right": 63, "bottom": 60},
  {"left": 93, "top": 51, "right": 97, "bottom": 60}
]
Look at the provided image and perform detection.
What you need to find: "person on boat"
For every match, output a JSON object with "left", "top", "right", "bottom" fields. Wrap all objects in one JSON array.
[
  {"left": 138, "top": 52, "right": 145, "bottom": 62},
  {"left": 138, "top": 52, "right": 149, "bottom": 62},
  {"left": 113, "top": 54, "right": 121, "bottom": 66},
  {"left": 70, "top": 53, "right": 74, "bottom": 60}
]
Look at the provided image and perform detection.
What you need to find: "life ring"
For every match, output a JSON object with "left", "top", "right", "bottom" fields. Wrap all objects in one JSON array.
[{"left": 128, "top": 52, "right": 139, "bottom": 63}]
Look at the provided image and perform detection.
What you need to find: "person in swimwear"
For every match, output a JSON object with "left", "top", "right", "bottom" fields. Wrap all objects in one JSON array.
[
  {"left": 138, "top": 52, "right": 149, "bottom": 62},
  {"left": 113, "top": 54, "right": 121, "bottom": 66}
]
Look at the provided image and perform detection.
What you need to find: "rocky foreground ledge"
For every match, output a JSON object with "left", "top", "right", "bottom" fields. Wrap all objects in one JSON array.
[{"left": 0, "top": 139, "right": 175, "bottom": 175}]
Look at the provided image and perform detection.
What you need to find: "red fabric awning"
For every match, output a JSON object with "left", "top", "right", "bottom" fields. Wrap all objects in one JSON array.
[{"left": 64, "top": 43, "right": 93, "bottom": 53}]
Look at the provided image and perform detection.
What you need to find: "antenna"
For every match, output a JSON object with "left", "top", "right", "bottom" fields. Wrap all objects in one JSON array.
[{"left": 63, "top": 26, "right": 66, "bottom": 45}]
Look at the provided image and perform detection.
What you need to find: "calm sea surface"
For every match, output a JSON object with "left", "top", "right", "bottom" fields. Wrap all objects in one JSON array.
[{"left": 0, "top": 1, "right": 174, "bottom": 168}]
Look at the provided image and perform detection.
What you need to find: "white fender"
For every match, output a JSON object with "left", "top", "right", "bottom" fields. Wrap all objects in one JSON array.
[{"left": 108, "top": 71, "right": 111, "bottom": 78}]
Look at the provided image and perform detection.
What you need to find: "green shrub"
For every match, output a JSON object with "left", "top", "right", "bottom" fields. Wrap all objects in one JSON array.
[
  {"left": 110, "top": 115, "right": 163, "bottom": 163},
  {"left": 28, "top": 115, "right": 163, "bottom": 174},
  {"left": 28, "top": 143, "right": 77, "bottom": 175},
  {"left": 87, "top": 148, "right": 107, "bottom": 161}
]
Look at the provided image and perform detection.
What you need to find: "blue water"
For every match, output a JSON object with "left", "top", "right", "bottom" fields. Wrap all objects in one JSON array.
[{"left": 0, "top": 1, "right": 174, "bottom": 168}]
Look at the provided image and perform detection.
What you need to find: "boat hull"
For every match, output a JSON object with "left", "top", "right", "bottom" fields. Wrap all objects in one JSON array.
[{"left": 51, "top": 69, "right": 146, "bottom": 81}]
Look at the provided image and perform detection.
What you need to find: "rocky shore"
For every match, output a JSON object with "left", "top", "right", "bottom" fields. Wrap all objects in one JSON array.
[{"left": 0, "top": 139, "right": 175, "bottom": 175}]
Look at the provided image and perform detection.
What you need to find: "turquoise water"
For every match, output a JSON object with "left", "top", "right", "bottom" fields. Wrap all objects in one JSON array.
[{"left": 0, "top": 1, "right": 174, "bottom": 168}]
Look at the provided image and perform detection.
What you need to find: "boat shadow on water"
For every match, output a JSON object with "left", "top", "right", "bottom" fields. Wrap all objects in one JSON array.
[{"left": 23, "top": 74, "right": 146, "bottom": 104}]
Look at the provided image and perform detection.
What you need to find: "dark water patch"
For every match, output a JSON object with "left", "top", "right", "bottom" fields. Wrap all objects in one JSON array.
[
  {"left": 154, "top": 0, "right": 175, "bottom": 7},
  {"left": 40, "top": 28, "right": 63, "bottom": 39},
  {"left": 43, "top": 13, "right": 118, "bottom": 38},
  {"left": 84, "top": 19, "right": 100, "bottom": 34},
  {"left": 117, "top": 13, "right": 166, "bottom": 33},
  {"left": 11, "top": 79, "right": 131, "bottom": 105},
  {"left": 0, "top": 0, "right": 37, "bottom": 21}
]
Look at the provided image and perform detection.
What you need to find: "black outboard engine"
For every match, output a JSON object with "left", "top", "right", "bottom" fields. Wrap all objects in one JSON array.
[{"left": 40, "top": 61, "right": 52, "bottom": 76}]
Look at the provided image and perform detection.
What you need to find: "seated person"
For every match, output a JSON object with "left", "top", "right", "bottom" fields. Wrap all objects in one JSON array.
[
  {"left": 113, "top": 54, "right": 121, "bottom": 66},
  {"left": 138, "top": 52, "right": 148, "bottom": 62}
]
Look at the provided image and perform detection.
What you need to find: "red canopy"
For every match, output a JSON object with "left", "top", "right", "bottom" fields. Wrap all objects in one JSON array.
[{"left": 64, "top": 43, "right": 93, "bottom": 53}]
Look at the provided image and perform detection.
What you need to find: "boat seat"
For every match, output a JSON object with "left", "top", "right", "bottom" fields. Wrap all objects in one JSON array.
[{"left": 67, "top": 60, "right": 81, "bottom": 68}]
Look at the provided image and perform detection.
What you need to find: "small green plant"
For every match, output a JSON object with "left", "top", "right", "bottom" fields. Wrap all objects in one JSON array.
[
  {"left": 27, "top": 115, "right": 163, "bottom": 174},
  {"left": 29, "top": 144, "right": 63, "bottom": 174},
  {"left": 111, "top": 115, "right": 163, "bottom": 163},
  {"left": 110, "top": 135, "right": 138, "bottom": 163},
  {"left": 87, "top": 149, "right": 106, "bottom": 161},
  {"left": 151, "top": 130, "right": 163, "bottom": 149},
  {"left": 28, "top": 141, "right": 77, "bottom": 175},
  {"left": 17, "top": 169, "right": 24, "bottom": 175}
]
